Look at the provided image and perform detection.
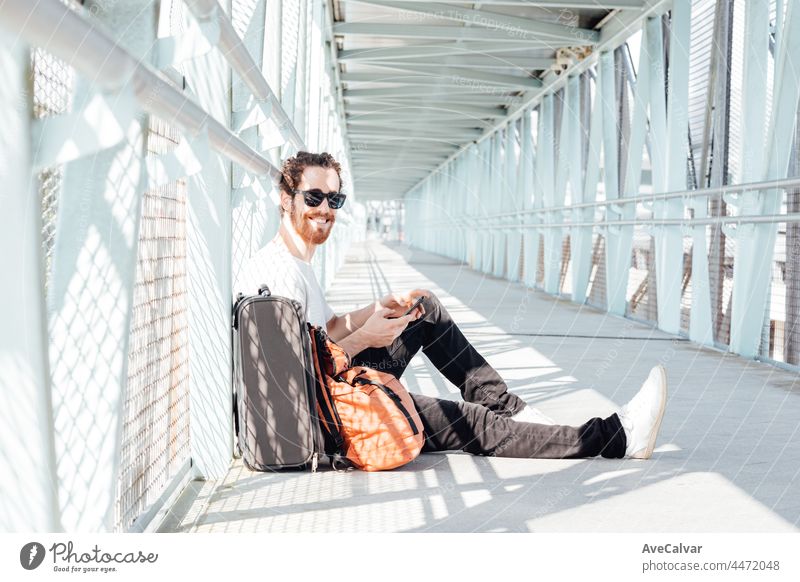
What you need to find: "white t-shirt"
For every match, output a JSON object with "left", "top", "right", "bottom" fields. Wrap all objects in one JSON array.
[{"left": 237, "top": 239, "right": 335, "bottom": 330}]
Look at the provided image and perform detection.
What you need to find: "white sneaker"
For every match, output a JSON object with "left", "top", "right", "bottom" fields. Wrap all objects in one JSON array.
[
  {"left": 511, "top": 404, "right": 556, "bottom": 425},
  {"left": 618, "top": 365, "right": 668, "bottom": 459}
]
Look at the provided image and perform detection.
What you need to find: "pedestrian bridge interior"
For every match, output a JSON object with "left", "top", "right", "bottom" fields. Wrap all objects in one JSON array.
[{"left": 2, "top": 0, "right": 799, "bottom": 533}]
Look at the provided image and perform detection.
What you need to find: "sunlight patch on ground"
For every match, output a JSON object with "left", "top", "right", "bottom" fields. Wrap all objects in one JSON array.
[{"left": 524, "top": 472, "right": 799, "bottom": 533}]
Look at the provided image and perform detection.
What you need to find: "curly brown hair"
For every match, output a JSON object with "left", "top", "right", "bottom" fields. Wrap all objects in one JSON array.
[{"left": 278, "top": 151, "right": 343, "bottom": 215}]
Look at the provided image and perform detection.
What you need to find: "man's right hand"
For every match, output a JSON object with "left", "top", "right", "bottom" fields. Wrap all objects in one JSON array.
[{"left": 359, "top": 307, "right": 417, "bottom": 349}]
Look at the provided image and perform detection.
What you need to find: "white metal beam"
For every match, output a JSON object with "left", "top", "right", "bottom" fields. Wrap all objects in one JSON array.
[
  {"left": 44, "top": 0, "right": 153, "bottom": 533},
  {"left": 343, "top": 85, "right": 518, "bottom": 103},
  {"left": 185, "top": 0, "right": 304, "bottom": 152},
  {"left": 599, "top": 49, "right": 623, "bottom": 313},
  {"left": 347, "top": 102, "right": 509, "bottom": 118},
  {"left": 355, "top": 164, "right": 444, "bottom": 171},
  {"left": 353, "top": 147, "right": 461, "bottom": 155},
  {"left": 345, "top": 98, "right": 521, "bottom": 110},
  {"left": 491, "top": 128, "right": 506, "bottom": 277},
  {"left": 352, "top": 147, "right": 459, "bottom": 156},
  {"left": 333, "top": 23, "right": 574, "bottom": 44},
  {"left": 349, "top": 134, "right": 472, "bottom": 143},
  {"left": 0, "top": 0, "right": 281, "bottom": 180},
  {"left": 349, "top": 127, "right": 485, "bottom": 139},
  {"left": 519, "top": 108, "right": 537, "bottom": 288},
  {"left": 348, "top": 118, "right": 490, "bottom": 129},
  {"left": 340, "top": 71, "right": 539, "bottom": 90},
  {"left": 341, "top": 0, "right": 600, "bottom": 43},
  {"left": 571, "top": 72, "right": 599, "bottom": 303},
  {"left": 731, "top": 0, "right": 800, "bottom": 357},
  {"left": 347, "top": 63, "right": 543, "bottom": 89},
  {"left": 342, "top": 55, "right": 555, "bottom": 70},
  {"left": 0, "top": 33, "right": 61, "bottom": 533},
  {"left": 543, "top": 89, "right": 565, "bottom": 293},
  {"left": 351, "top": 145, "right": 460, "bottom": 155},
  {"left": 345, "top": 94, "right": 520, "bottom": 105},
  {"left": 349, "top": 0, "right": 645, "bottom": 7},
  {"left": 655, "top": 1, "right": 690, "bottom": 335},
  {"left": 504, "top": 120, "right": 522, "bottom": 281},
  {"left": 562, "top": 74, "right": 582, "bottom": 294},
  {"left": 338, "top": 42, "right": 559, "bottom": 61}
]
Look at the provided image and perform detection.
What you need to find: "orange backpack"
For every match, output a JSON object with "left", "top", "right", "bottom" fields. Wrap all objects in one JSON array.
[{"left": 308, "top": 324, "right": 424, "bottom": 471}]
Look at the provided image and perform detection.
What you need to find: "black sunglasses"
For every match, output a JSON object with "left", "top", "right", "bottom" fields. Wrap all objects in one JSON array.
[{"left": 292, "top": 188, "right": 347, "bottom": 210}]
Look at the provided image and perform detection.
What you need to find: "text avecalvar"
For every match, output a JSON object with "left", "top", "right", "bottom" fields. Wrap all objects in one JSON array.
[{"left": 642, "top": 544, "right": 702, "bottom": 554}]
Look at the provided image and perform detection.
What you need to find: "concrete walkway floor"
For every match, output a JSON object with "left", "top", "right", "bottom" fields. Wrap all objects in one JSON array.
[{"left": 162, "top": 240, "right": 800, "bottom": 533}]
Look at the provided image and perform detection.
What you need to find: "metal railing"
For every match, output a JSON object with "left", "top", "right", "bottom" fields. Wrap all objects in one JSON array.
[
  {"left": 1, "top": 0, "right": 281, "bottom": 179},
  {"left": 184, "top": 0, "right": 305, "bottom": 153}
]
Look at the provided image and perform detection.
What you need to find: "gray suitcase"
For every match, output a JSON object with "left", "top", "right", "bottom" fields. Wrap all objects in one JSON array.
[{"left": 232, "top": 284, "right": 325, "bottom": 472}]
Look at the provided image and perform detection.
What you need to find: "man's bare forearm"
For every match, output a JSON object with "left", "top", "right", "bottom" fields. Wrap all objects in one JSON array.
[
  {"left": 327, "top": 300, "right": 380, "bottom": 342},
  {"left": 336, "top": 328, "right": 372, "bottom": 358}
]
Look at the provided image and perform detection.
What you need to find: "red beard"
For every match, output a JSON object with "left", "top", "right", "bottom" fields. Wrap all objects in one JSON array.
[{"left": 290, "top": 199, "right": 335, "bottom": 245}]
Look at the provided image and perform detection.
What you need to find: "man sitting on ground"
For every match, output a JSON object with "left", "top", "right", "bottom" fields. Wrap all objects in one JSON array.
[{"left": 237, "top": 151, "right": 668, "bottom": 462}]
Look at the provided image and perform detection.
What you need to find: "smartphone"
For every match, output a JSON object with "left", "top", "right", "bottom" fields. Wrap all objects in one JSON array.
[{"left": 403, "top": 296, "right": 425, "bottom": 317}]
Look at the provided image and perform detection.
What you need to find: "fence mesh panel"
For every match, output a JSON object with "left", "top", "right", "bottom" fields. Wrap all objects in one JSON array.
[
  {"left": 679, "top": 235, "right": 693, "bottom": 334},
  {"left": 31, "top": 47, "right": 75, "bottom": 294},
  {"left": 783, "top": 205, "right": 800, "bottom": 366},
  {"left": 559, "top": 235, "right": 572, "bottom": 295},
  {"left": 625, "top": 227, "right": 657, "bottom": 322},
  {"left": 587, "top": 233, "right": 607, "bottom": 309},
  {"left": 535, "top": 234, "right": 545, "bottom": 287},
  {"left": 115, "top": 115, "right": 190, "bottom": 532}
]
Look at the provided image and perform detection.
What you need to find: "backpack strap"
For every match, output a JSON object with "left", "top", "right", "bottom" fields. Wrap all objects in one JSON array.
[{"left": 308, "top": 325, "right": 356, "bottom": 472}]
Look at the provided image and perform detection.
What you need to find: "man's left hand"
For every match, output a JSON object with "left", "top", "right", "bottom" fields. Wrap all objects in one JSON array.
[{"left": 379, "top": 289, "right": 431, "bottom": 319}]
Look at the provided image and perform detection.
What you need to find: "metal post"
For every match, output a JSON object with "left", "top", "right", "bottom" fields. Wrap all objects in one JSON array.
[
  {"left": 599, "top": 50, "right": 623, "bottom": 313},
  {"left": 655, "top": 0, "right": 691, "bottom": 334},
  {"left": 728, "top": 0, "right": 770, "bottom": 355},
  {"left": 479, "top": 138, "right": 493, "bottom": 274},
  {"left": 691, "top": 0, "right": 733, "bottom": 346},
  {"left": 611, "top": 20, "right": 651, "bottom": 321},
  {"left": 541, "top": 92, "right": 561, "bottom": 293},
  {"left": 573, "top": 70, "right": 603, "bottom": 303},
  {"left": 491, "top": 130, "right": 505, "bottom": 277},
  {"left": 505, "top": 120, "right": 521, "bottom": 281},
  {"left": 731, "top": 0, "right": 800, "bottom": 357},
  {"left": 518, "top": 109, "right": 535, "bottom": 287},
  {"left": 0, "top": 32, "right": 61, "bottom": 533},
  {"left": 466, "top": 145, "right": 480, "bottom": 268},
  {"left": 182, "top": 7, "right": 234, "bottom": 479},
  {"left": 45, "top": 0, "right": 153, "bottom": 532},
  {"left": 526, "top": 106, "right": 545, "bottom": 288}
]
